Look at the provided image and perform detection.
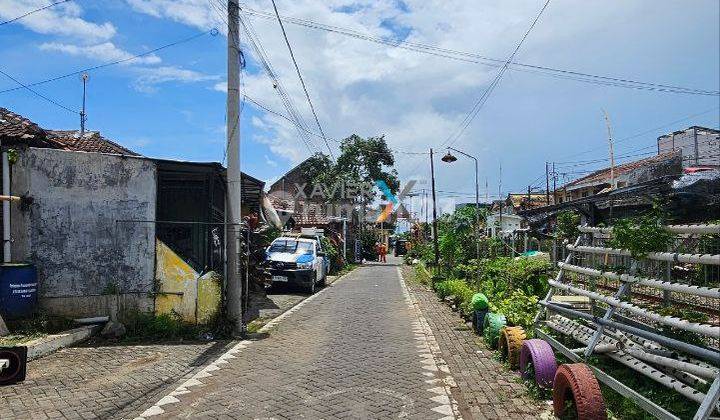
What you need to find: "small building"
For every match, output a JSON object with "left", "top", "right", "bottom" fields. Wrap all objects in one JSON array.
[
  {"left": 657, "top": 126, "right": 719, "bottom": 168},
  {"left": 485, "top": 194, "right": 549, "bottom": 237},
  {"left": 0, "top": 107, "right": 264, "bottom": 322}
]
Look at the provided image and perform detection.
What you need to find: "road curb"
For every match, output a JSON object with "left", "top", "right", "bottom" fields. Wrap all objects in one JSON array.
[{"left": 24, "top": 325, "right": 102, "bottom": 361}]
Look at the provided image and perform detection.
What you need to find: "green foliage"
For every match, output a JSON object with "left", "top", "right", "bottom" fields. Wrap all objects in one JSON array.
[
  {"left": 123, "top": 312, "right": 202, "bottom": 341},
  {"left": 592, "top": 355, "right": 701, "bottom": 419},
  {"left": 608, "top": 208, "right": 672, "bottom": 258},
  {"left": 492, "top": 290, "right": 538, "bottom": 333},
  {"left": 320, "top": 236, "right": 342, "bottom": 273},
  {"left": 433, "top": 279, "right": 476, "bottom": 317},
  {"left": 556, "top": 210, "right": 580, "bottom": 240},
  {"left": 359, "top": 229, "right": 380, "bottom": 260},
  {"left": 336, "top": 134, "right": 400, "bottom": 197}
]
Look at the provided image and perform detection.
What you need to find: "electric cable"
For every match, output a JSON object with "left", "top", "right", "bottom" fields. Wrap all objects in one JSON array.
[
  {"left": 0, "top": 0, "right": 72, "bottom": 27},
  {"left": 239, "top": 5, "right": 718, "bottom": 96},
  {"left": 0, "top": 68, "right": 77, "bottom": 114},
  {"left": 269, "top": 0, "right": 334, "bottom": 159},
  {"left": 0, "top": 29, "right": 219, "bottom": 95}
]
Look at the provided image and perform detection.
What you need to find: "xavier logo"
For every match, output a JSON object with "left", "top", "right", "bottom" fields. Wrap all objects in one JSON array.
[{"left": 375, "top": 180, "right": 415, "bottom": 222}]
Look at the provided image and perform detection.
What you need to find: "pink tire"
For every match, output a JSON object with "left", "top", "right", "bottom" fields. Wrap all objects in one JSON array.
[{"left": 519, "top": 339, "right": 557, "bottom": 388}]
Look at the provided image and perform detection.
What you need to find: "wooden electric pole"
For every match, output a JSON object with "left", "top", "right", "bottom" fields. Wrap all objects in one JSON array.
[{"left": 226, "top": 0, "right": 243, "bottom": 335}]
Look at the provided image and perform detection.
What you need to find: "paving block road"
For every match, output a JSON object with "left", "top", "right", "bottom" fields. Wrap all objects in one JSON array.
[
  {"left": 1, "top": 259, "right": 546, "bottom": 419},
  {"left": 138, "top": 260, "right": 461, "bottom": 419}
]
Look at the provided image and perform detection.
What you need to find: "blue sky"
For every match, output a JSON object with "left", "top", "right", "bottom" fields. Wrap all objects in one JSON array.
[{"left": 1, "top": 0, "right": 718, "bottom": 213}]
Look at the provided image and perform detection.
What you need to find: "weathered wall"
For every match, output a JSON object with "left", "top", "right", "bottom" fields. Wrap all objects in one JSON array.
[
  {"left": 155, "top": 239, "right": 221, "bottom": 324},
  {"left": 11, "top": 148, "right": 156, "bottom": 318}
]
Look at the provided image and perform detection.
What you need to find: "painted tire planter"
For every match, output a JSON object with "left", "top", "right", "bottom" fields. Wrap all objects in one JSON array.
[
  {"left": 471, "top": 293, "right": 489, "bottom": 311},
  {"left": 498, "top": 326, "right": 526, "bottom": 370},
  {"left": 519, "top": 339, "right": 557, "bottom": 388},
  {"left": 482, "top": 313, "right": 506, "bottom": 348},
  {"left": 553, "top": 363, "right": 607, "bottom": 420},
  {"left": 472, "top": 309, "right": 488, "bottom": 334}
]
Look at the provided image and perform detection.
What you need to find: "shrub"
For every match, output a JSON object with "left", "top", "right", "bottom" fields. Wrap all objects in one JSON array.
[{"left": 492, "top": 290, "right": 538, "bottom": 334}]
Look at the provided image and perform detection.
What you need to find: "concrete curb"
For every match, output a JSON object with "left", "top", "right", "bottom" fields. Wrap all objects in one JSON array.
[{"left": 25, "top": 325, "right": 102, "bottom": 361}]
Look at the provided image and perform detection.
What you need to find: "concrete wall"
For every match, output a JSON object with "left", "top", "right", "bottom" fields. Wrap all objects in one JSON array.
[
  {"left": 155, "top": 239, "right": 221, "bottom": 324},
  {"left": 11, "top": 147, "right": 156, "bottom": 319}
]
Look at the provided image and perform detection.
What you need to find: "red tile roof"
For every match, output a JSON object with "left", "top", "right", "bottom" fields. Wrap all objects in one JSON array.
[{"left": 46, "top": 130, "right": 139, "bottom": 156}]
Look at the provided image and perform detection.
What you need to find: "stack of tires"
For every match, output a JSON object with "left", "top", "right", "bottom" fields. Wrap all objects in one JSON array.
[{"left": 470, "top": 294, "right": 607, "bottom": 419}]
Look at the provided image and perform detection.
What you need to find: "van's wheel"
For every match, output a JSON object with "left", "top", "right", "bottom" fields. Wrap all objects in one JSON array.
[
  {"left": 307, "top": 273, "right": 317, "bottom": 294},
  {"left": 318, "top": 272, "right": 326, "bottom": 287}
]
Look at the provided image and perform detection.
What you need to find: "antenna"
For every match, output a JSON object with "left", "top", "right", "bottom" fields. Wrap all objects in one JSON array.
[
  {"left": 603, "top": 109, "right": 615, "bottom": 189},
  {"left": 80, "top": 73, "right": 89, "bottom": 136}
]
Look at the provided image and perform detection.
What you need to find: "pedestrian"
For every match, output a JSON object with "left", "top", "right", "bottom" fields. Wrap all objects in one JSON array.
[
  {"left": 379, "top": 242, "right": 387, "bottom": 263},
  {"left": 374, "top": 242, "right": 381, "bottom": 262}
]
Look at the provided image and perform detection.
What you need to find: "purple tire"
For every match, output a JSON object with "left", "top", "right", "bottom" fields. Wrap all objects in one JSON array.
[{"left": 519, "top": 339, "right": 557, "bottom": 389}]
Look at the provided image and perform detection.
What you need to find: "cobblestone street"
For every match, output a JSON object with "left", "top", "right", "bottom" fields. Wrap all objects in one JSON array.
[{"left": 1, "top": 260, "right": 547, "bottom": 419}]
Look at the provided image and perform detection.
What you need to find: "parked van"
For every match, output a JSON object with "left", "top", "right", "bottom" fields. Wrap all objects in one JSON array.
[{"left": 266, "top": 236, "right": 328, "bottom": 294}]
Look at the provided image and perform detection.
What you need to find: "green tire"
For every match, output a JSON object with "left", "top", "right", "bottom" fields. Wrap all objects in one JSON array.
[
  {"left": 483, "top": 313, "right": 507, "bottom": 348},
  {"left": 471, "top": 293, "right": 489, "bottom": 311}
]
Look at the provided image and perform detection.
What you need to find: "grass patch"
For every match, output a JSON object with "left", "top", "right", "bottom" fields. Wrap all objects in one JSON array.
[
  {"left": 121, "top": 312, "right": 205, "bottom": 342},
  {"left": 0, "top": 313, "right": 74, "bottom": 346}
]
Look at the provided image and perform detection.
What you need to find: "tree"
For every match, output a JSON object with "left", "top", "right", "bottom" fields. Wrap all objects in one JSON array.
[
  {"left": 299, "top": 134, "right": 400, "bottom": 199},
  {"left": 336, "top": 134, "right": 400, "bottom": 197}
]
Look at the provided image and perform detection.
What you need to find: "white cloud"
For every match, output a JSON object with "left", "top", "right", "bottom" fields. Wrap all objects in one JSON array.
[
  {"left": 131, "top": 66, "right": 221, "bottom": 93},
  {"left": 0, "top": 0, "right": 116, "bottom": 40},
  {"left": 124, "top": 0, "right": 719, "bottom": 194},
  {"left": 39, "top": 42, "right": 162, "bottom": 65},
  {"left": 264, "top": 154, "right": 278, "bottom": 167}
]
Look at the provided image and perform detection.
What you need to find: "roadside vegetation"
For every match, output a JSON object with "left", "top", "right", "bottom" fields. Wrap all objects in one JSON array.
[{"left": 404, "top": 205, "right": 713, "bottom": 419}]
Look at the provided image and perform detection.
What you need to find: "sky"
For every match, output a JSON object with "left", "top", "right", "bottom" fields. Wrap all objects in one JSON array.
[{"left": 1, "top": 0, "right": 719, "bottom": 215}]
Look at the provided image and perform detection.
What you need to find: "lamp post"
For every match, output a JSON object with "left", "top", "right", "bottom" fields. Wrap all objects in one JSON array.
[{"left": 442, "top": 147, "right": 480, "bottom": 282}]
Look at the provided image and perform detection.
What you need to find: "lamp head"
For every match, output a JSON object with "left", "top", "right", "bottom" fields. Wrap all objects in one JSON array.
[{"left": 441, "top": 151, "right": 457, "bottom": 163}]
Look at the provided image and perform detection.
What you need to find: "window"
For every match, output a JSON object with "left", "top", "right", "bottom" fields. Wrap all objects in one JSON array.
[{"left": 269, "top": 240, "right": 314, "bottom": 254}]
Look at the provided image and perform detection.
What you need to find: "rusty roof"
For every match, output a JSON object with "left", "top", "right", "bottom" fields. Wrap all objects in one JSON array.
[
  {"left": 564, "top": 152, "right": 678, "bottom": 190},
  {"left": 46, "top": 130, "right": 140, "bottom": 156},
  {"left": 0, "top": 107, "right": 54, "bottom": 146}
]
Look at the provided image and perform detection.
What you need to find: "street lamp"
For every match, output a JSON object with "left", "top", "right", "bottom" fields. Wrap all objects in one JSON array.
[{"left": 442, "top": 147, "right": 480, "bottom": 281}]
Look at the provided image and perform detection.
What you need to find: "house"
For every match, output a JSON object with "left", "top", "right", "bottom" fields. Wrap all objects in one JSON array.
[
  {"left": 485, "top": 194, "right": 550, "bottom": 237},
  {"left": 556, "top": 151, "right": 682, "bottom": 203},
  {"left": 267, "top": 157, "right": 359, "bottom": 259},
  {"left": 0, "top": 107, "right": 264, "bottom": 322},
  {"left": 657, "top": 126, "right": 719, "bottom": 168}
]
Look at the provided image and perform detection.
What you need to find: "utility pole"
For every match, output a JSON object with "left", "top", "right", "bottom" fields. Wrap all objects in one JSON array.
[
  {"left": 545, "top": 161, "right": 550, "bottom": 205},
  {"left": 80, "top": 73, "right": 88, "bottom": 136},
  {"left": 552, "top": 162, "right": 557, "bottom": 204},
  {"left": 429, "top": 149, "right": 439, "bottom": 268},
  {"left": 226, "top": 0, "right": 243, "bottom": 335}
]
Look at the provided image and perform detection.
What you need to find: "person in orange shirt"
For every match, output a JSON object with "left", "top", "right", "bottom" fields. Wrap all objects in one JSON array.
[{"left": 379, "top": 242, "right": 387, "bottom": 263}]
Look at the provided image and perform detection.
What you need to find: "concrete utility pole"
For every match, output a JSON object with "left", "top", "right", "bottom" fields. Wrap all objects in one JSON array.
[{"left": 226, "top": 0, "right": 244, "bottom": 335}]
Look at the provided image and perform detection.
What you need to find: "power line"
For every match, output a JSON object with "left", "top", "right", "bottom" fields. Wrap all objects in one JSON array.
[
  {"left": 554, "top": 107, "right": 720, "bottom": 161},
  {"left": 239, "top": 5, "right": 719, "bottom": 97},
  {"left": 0, "top": 0, "right": 72, "bottom": 27},
  {"left": 269, "top": 0, "right": 334, "bottom": 159},
  {"left": 445, "top": 0, "right": 552, "bottom": 148},
  {"left": 0, "top": 68, "right": 77, "bottom": 114},
  {"left": 243, "top": 94, "right": 428, "bottom": 155},
  {"left": 0, "top": 29, "right": 218, "bottom": 95}
]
